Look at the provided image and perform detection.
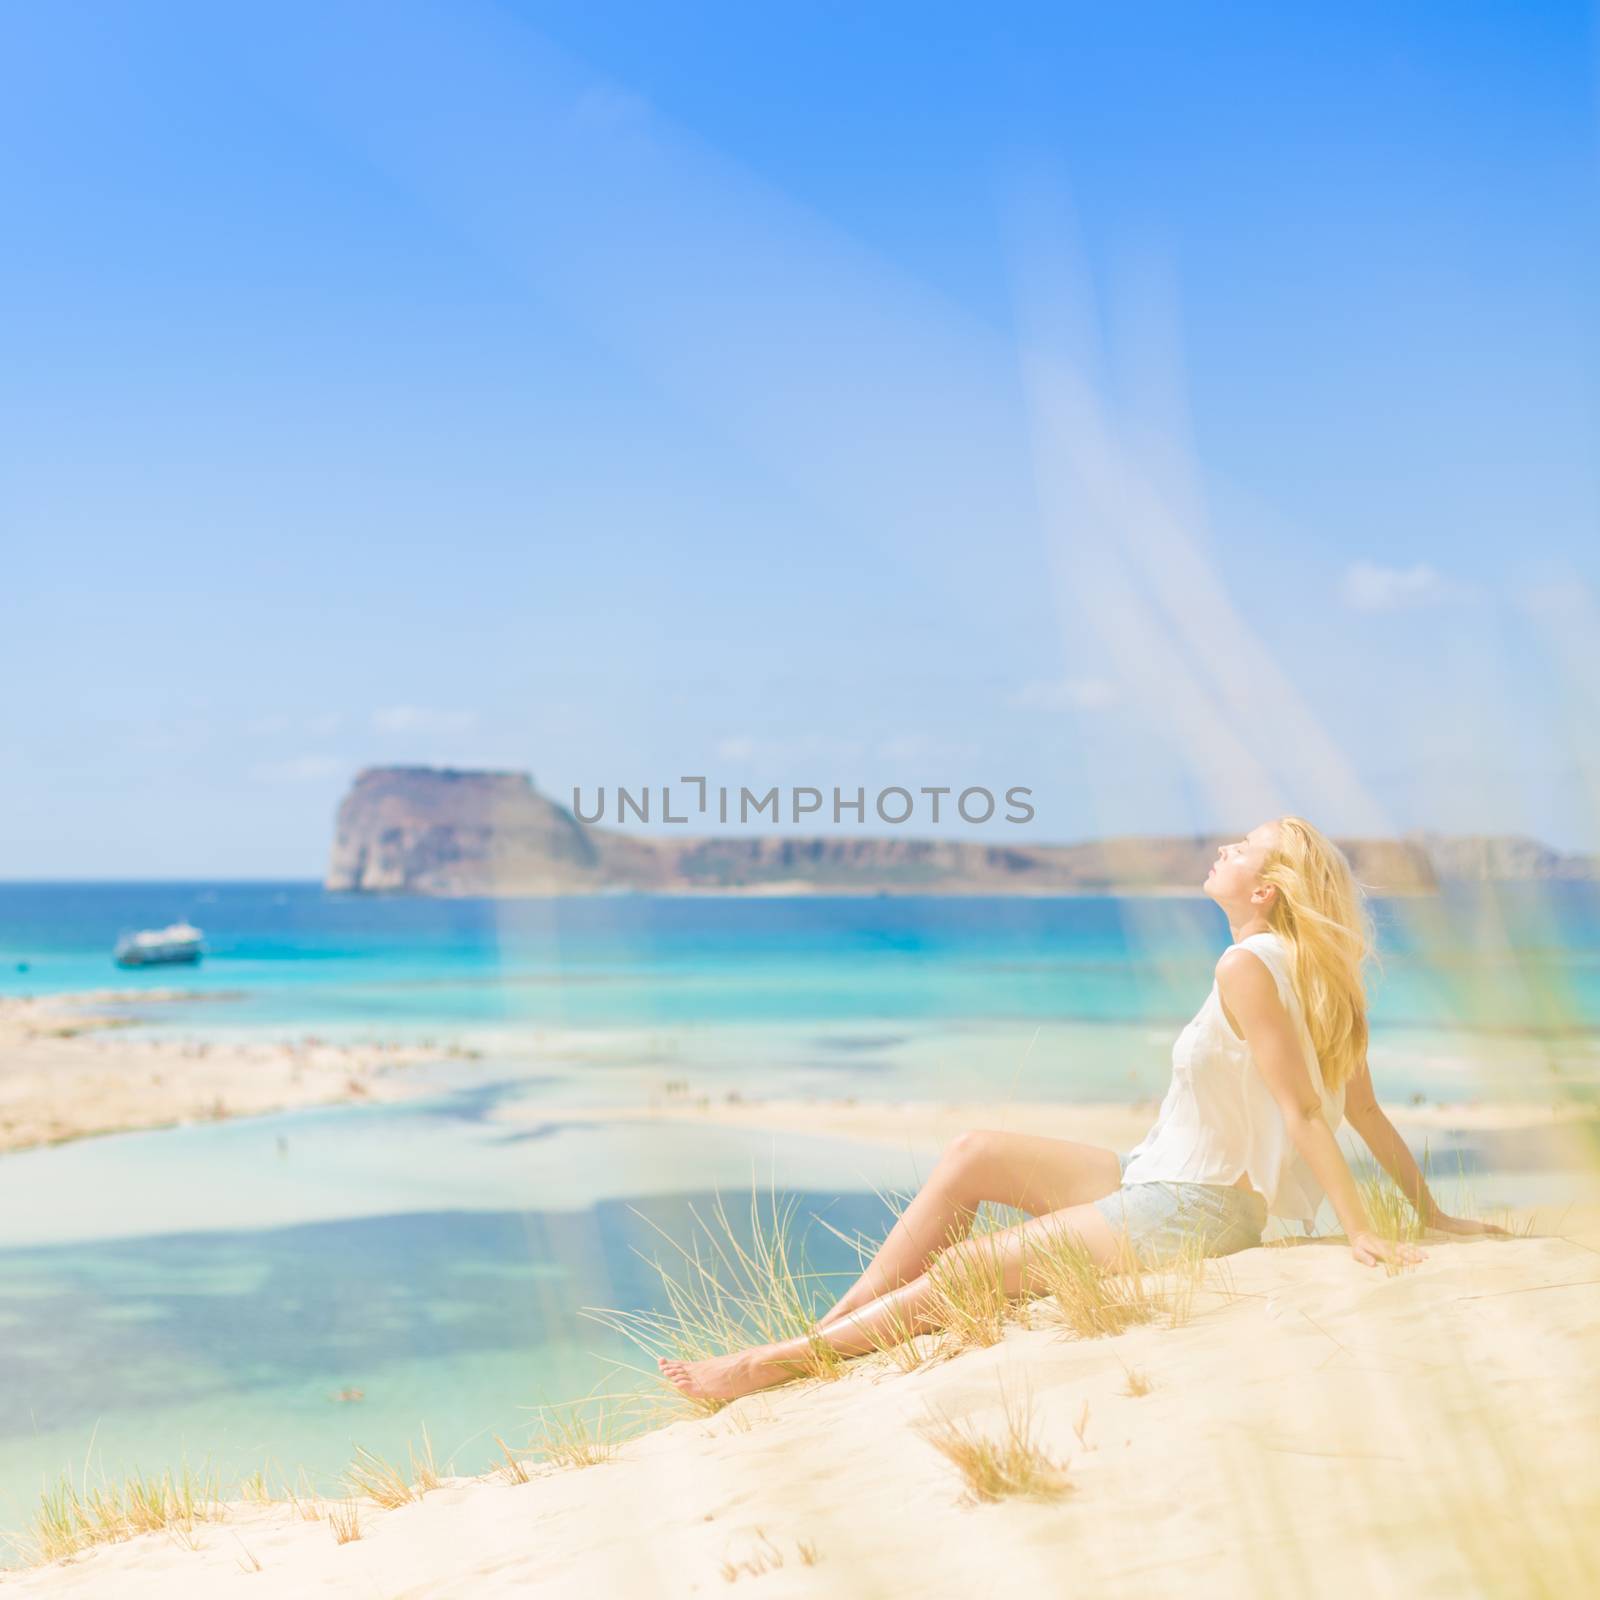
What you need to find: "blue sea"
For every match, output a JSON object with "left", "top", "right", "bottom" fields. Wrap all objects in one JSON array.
[{"left": 1, "top": 881, "right": 1597, "bottom": 1555}]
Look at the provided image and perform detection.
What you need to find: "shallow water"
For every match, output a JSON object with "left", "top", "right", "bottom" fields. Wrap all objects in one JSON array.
[{"left": 0, "top": 1100, "right": 923, "bottom": 1550}]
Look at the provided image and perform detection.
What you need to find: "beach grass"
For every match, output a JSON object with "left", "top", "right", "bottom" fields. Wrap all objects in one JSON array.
[
  {"left": 923, "top": 1224, "right": 1014, "bottom": 1352},
  {"left": 810, "top": 1187, "right": 1014, "bottom": 1365},
  {"left": 339, "top": 1426, "right": 440, "bottom": 1510},
  {"left": 847, "top": 1294, "right": 939, "bottom": 1373},
  {"left": 1351, "top": 1138, "right": 1439, "bottom": 1252},
  {"left": 525, "top": 1397, "right": 622, "bottom": 1469},
  {"left": 493, "top": 1433, "right": 531, "bottom": 1484},
  {"left": 581, "top": 1179, "right": 848, "bottom": 1408},
  {"left": 238, "top": 1465, "right": 273, "bottom": 1505},
  {"left": 410, "top": 1425, "right": 442, "bottom": 1492},
  {"left": 343, "top": 1445, "right": 415, "bottom": 1509},
  {"left": 282, "top": 1467, "right": 324, "bottom": 1521},
  {"left": 585, "top": 1173, "right": 1236, "bottom": 1408},
  {"left": 1018, "top": 1214, "right": 1215, "bottom": 1339},
  {"left": 913, "top": 1377, "right": 1072, "bottom": 1504},
  {"left": 714, "top": 1529, "right": 820, "bottom": 1581},
  {"left": 326, "top": 1498, "right": 362, "bottom": 1545},
  {"left": 21, "top": 1460, "right": 225, "bottom": 1564},
  {"left": 1026, "top": 1224, "right": 1162, "bottom": 1338},
  {"left": 1494, "top": 1205, "right": 1544, "bottom": 1238},
  {"left": 341, "top": 1427, "right": 442, "bottom": 1509},
  {"left": 1118, "top": 1362, "right": 1154, "bottom": 1397},
  {"left": 1349, "top": 1137, "right": 1543, "bottom": 1263}
]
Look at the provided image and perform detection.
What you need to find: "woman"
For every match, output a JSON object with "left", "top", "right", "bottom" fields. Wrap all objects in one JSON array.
[{"left": 660, "top": 816, "right": 1505, "bottom": 1403}]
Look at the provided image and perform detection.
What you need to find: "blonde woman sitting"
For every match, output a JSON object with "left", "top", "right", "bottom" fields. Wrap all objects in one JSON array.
[{"left": 661, "top": 816, "right": 1505, "bottom": 1402}]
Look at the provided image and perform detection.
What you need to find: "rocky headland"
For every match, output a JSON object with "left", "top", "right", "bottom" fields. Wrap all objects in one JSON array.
[{"left": 324, "top": 767, "right": 1599, "bottom": 897}]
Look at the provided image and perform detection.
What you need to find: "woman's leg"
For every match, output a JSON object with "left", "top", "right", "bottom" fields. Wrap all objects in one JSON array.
[
  {"left": 816, "top": 1131, "right": 1122, "bottom": 1327},
  {"left": 661, "top": 1197, "right": 1125, "bottom": 1403}
]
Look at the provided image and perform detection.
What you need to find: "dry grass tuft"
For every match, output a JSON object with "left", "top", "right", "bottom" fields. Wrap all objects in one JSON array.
[
  {"left": 807, "top": 1194, "right": 954, "bottom": 1370},
  {"left": 1027, "top": 1225, "right": 1164, "bottom": 1338},
  {"left": 716, "top": 1529, "right": 817, "bottom": 1582},
  {"left": 1021, "top": 1220, "right": 1214, "bottom": 1341},
  {"left": 1353, "top": 1140, "right": 1436, "bottom": 1251},
  {"left": 1204, "top": 1250, "right": 1242, "bottom": 1304},
  {"left": 410, "top": 1425, "right": 441, "bottom": 1492},
  {"left": 861, "top": 1305, "right": 940, "bottom": 1373},
  {"left": 1352, "top": 1139, "right": 1539, "bottom": 1269},
  {"left": 923, "top": 1227, "right": 1014, "bottom": 1353},
  {"left": 582, "top": 1179, "right": 850, "bottom": 1409},
  {"left": 1353, "top": 1136, "right": 1545, "bottom": 1246},
  {"left": 343, "top": 1444, "right": 415, "bottom": 1509},
  {"left": 24, "top": 1460, "right": 225, "bottom": 1564},
  {"left": 914, "top": 1378, "right": 1072, "bottom": 1505},
  {"left": 493, "top": 1433, "right": 531, "bottom": 1485},
  {"left": 1071, "top": 1399, "right": 1094, "bottom": 1450},
  {"left": 527, "top": 1397, "right": 622, "bottom": 1470},
  {"left": 327, "top": 1498, "right": 362, "bottom": 1545},
  {"left": 1158, "top": 1231, "right": 1216, "bottom": 1326},
  {"left": 585, "top": 1171, "right": 1233, "bottom": 1414},
  {"left": 705, "top": 1396, "right": 776, "bottom": 1437},
  {"left": 342, "top": 1426, "right": 441, "bottom": 1508},
  {"left": 718, "top": 1528, "right": 787, "bottom": 1583},
  {"left": 1491, "top": 1206, "right": 1542, "bottom": 1239},
  {"left": 283, "top": 1468, "right": 324, "bottom": 1521},
  {"left": 1119, "top": 1363, "right": 1154, "bottom": 1397},
  {"left": 238, "top": 1467, "right": 272, "bottom": 1505},
  {"left": 825, "top": 1190, "right": 1222, "bottom": 1365}
]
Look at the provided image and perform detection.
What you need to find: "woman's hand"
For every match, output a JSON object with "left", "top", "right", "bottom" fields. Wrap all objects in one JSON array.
[
  {"left": 1349, "top": 1230, "right": 1427, "bottom": 1269},
  {"left": 1423, "top": 1209, "right": 1513, "bottom": 1238}
]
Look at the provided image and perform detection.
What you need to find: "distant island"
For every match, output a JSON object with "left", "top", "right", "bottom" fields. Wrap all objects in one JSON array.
[{"left": 323, "top": 766, "right": 1600, "bottom": 898}]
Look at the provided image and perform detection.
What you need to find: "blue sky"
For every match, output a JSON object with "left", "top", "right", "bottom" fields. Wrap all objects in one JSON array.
[{"left": 2, "top": 0, "right": 1596, "bottom": 875}]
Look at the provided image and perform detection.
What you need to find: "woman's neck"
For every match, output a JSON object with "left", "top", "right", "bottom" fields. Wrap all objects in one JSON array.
[{"left": 1227, "top": 913, "right": 1274, "bottom": 944}]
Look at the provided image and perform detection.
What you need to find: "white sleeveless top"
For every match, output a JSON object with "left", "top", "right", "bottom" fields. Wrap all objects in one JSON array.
[{"left": 1120, "top": 930, "right": 1345, "bottom": 1225}]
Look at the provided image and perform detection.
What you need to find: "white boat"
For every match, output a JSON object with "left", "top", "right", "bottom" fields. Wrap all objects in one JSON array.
[{"left": 113, "top": 922, "right": 204, "bottom": 968}]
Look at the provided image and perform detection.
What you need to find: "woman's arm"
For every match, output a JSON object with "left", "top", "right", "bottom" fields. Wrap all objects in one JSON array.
[
  {"left": 1343, "top": 1056, "right": 1437, "bottom": 1215},
  {"left": 1344, "top": 1057, "right": 1511, "bottom": 1237},
  {"left": 1217, "top": 950, "right": 1425, "bottom": 1270}
]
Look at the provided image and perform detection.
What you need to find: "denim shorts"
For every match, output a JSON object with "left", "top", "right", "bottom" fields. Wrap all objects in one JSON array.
[{"left": 1091, "top": 1154, "right": 1268, "bottom": 1269}]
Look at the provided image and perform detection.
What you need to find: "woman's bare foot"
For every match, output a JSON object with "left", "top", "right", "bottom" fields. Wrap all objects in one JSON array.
[{"left": 657, "top": 1345, "right": 797, "bottom": 1403}]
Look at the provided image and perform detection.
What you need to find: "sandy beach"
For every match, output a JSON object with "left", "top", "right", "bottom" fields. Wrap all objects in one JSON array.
[
  {"left": 0, "top": 992, "right": 459, "bottom": 1155},
  {"left": 8, "top": 1205, "right": 1597, "bottom": 1596},
  {"left": 6, "top": 987, "right": 1592, "bottom": 1172}
]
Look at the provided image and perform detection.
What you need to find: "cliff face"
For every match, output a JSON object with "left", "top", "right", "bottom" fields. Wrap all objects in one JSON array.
[
  {"left": 323, "top": 766, "right": 1597, "bottom": 897},
  {"left": 326, "top": 767, "right": 667, "bottom": 895}
]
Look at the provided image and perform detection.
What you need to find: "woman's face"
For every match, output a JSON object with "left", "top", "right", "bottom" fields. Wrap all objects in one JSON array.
[{"left": 1204, "top": 821, "right": 1280, "bottom": 905}]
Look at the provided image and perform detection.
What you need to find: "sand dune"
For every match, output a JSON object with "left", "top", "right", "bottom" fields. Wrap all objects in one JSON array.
[{"left": 11, "top": 1212, "right": 1598, "bottom": 1597}]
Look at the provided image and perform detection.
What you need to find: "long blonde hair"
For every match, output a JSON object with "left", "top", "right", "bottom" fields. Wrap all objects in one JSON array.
[{"left": 1257, "top": 816, "right": 1378, "bottom": 1096}]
